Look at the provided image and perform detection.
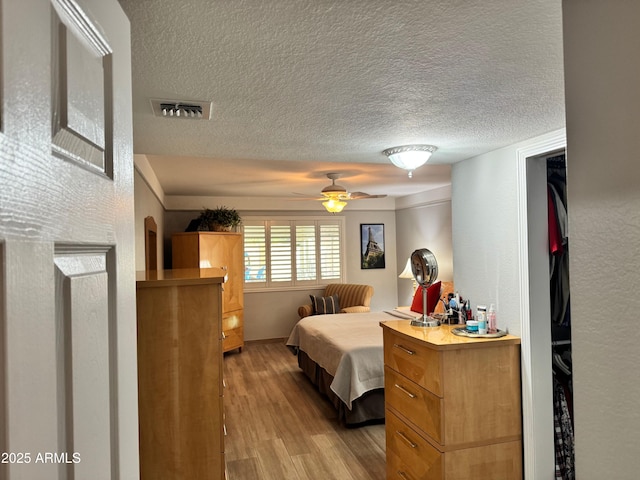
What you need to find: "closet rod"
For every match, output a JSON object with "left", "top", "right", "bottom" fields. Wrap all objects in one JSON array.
[{"left": 552, "top": 339, "right": 571, "bottom": 346}]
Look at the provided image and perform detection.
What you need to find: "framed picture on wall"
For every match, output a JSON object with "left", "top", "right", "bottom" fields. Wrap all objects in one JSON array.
[{"left": 360, "top": 223, "right": 385, "bottom": 269}]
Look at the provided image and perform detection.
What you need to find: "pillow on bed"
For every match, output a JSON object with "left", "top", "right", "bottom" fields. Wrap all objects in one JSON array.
[
  {"left": 310, "top": 294, "right": 341, "bottom": 315},
  {"left": 410, "top": 281, "right": 441, "bottom": 315}
]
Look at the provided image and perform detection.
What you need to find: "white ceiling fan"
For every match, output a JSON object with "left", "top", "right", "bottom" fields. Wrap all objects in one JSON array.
[{"left": 296, "top": 173, "right": 387, "bottom": 212}]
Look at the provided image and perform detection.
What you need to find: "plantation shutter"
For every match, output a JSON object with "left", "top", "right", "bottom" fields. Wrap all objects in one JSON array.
[
  {"left": 243, "top": 223, "right": 267, "bottom": 284},
  {"left": 242, "top": 217, "right": 344, "bottom": 289},
  {"left": 319, "top": 223, "right": 341, "bottom": 280},
  {"left": 270, "top": 223, "right": 292, "bottom": 283},
  {"left": 296, "top": 224, "right": 317, "bottom": 281}
]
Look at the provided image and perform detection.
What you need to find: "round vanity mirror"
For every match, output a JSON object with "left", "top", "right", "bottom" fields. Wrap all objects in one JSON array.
[
  {"left": 410, "top": 248, "right": 439, "bottom": 327},
  {"left": 410, "top": 248, "right": 438, "bottom": 288}
]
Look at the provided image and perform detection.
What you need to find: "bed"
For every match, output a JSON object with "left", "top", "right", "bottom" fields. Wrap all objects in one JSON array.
[
  {"left": 286, "top": 282, "right": 455, "bottom": 425},
  {"left": 286, "top": 311, "right": 406, "bottom": 425}
]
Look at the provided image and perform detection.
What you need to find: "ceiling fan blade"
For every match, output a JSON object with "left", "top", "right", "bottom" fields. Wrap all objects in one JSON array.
[
  {"left": 290, "top": 192, "right": 325, "bottom": 200},
  {"left": 348, "top": 192, "right": 388, "bottom": 199},
  {"left": 296, "top": 174, "right": 389, "bottom": 204}
]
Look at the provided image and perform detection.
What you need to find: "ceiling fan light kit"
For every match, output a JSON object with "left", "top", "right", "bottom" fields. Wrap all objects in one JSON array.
[
  {"left": 322, "top": 198, "right": 347, "bottom": 213},
  {"left": 383, "top": 144, "right": 438, "bottom": 178},
  {"left": 316, "top": 173, "right": 386, "bottom": 213}
]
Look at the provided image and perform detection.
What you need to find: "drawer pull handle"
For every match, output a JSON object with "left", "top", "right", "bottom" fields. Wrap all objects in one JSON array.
[
  {"left": 394, "top": 383, "right": 416, "bottom": 399},
  {"left": 395, "top": 430, "right": 417, "bottom": 449},
  {"left": 397, "top": 471, "right": 410, "bottom": 479},
  {"left": 222, "top": 331, "right": 227, "bottom": 340},
  {"left": 393, "top": 343, "right": 415, "bottom": 356}
]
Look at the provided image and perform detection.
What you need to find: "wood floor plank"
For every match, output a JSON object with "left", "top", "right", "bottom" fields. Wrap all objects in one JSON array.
[
  {"left": 253, "top": 438, "right": 300, "bottom": 480},
  {"left": 224, "top": 341, "right": 386, "bottom": 479},
  {"left": 290, "top": 449, "right": 347, "bottom": 480},
  {"left": 310, "top": 432, "right": 372, "bottom": 479},
  {"left": 290, "top": 454, "right": 327, "bottom": 480},
  {"left": 225, "top": 457, "right": 263, "bottom": 479},
  {"left": 336, "top": 428, "right": 387, "bottom": 479}
]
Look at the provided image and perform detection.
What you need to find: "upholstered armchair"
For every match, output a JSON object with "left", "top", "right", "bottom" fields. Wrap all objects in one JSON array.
[{"left": 298, "top": 283, "right": 374, "bottom": 319}]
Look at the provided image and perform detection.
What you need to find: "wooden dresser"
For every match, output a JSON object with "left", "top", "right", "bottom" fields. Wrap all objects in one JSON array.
[
  {"left": 136, "top": 269, "right": 227, "bottom": 480},
  {"left": 380, "top": 321, "right": 522, "bottom": 480},
  {"left": 172, "top": 231, "right": 244, "bottom": 352}
]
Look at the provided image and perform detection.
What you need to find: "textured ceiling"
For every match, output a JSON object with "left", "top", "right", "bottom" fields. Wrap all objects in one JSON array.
[{"left": 118, "top": 0, "right": 565, "bottom": 199}]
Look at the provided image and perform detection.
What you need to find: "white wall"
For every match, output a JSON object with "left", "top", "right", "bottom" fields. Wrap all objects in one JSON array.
[
  {"left": 452, "top": 138, "right": 533, "bottom": 335},
  {"left": 563, "top": 2, "right": 640, "bottom": 477},
  {"left": 395, "top": 190, "right": 453, "bottom": 306}
]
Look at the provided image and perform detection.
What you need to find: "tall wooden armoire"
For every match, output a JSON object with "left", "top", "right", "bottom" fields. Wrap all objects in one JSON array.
[{"left": 172, "top": 231, "right": 244, "bottom": 352}]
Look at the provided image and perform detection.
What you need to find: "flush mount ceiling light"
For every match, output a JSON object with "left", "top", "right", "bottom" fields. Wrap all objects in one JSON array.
[{"left": 383, "top": 145, "right": 437, "bottom": 178}]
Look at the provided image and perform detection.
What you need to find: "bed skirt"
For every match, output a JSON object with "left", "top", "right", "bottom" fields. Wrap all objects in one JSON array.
[{"left": 297, "top": 350, "right": 385, "bottom": 426}]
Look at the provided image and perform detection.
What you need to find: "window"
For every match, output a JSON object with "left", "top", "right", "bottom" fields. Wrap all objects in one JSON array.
[{"left": 243, "top": 217, "right": 344, "bottom": 290}]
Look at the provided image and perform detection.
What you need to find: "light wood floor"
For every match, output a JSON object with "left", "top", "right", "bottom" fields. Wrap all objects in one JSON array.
[{"left": 223, "top": 341, "right": 386, "bottom": 480}]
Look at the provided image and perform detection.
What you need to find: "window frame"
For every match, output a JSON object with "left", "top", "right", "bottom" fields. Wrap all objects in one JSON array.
[{"left": 242, "top": 215, "right": 346, "bottom": 292}]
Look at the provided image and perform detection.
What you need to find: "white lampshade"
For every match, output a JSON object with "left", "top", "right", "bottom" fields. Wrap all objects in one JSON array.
[
  {"left": 383, "top": 145, "right": 437, "bottom": 178},
  {"left": 398, "top": 258, "right": 414, "bottom": 279},
  {"left": 399, "top": 257, "right": 417, "bottom": 293}
]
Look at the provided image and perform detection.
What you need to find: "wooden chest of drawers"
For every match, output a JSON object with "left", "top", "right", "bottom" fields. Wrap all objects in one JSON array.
[
  {"left": 136, "top": 269, "right": 227, "bottom": 480},
  {"left": 380, "top": 321, "right": 523, "bottom": 480}
]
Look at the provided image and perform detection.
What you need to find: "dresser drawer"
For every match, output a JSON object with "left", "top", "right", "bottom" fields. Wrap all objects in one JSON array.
[
  {"left": 386, "top": 409, "right": 443, "bottom": 480},
  {"left": 222, "top": 310, "right": 244, "bottom": 352},
  {"left": 222, "top": 325, "right": 244, "bottom": 352},
  {"left": 383, "top": 328, "right": 442, "bottom": 395},
  {"left": 385, "top": 366, "right": 443, "bottom": 444}
]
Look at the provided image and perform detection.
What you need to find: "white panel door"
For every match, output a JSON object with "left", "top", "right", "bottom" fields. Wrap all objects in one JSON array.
[{"left": 0, "top": 0, "right": 138, "bottom": 479}]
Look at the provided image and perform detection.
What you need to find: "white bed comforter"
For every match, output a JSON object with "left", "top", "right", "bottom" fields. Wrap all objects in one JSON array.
[{"left": 286, "top": 311, "right": 393, "bottom": 409}]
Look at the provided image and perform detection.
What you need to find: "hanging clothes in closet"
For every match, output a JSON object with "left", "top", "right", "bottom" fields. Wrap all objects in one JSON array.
[
  {"left": 547, "top": 153, "right": 574, "bottom": 480},
  {"left": 554, "top": 371, "right": 574, "bottom": 479},
  {"left": 548, "top": 155, "right": 570, "bottom": 328},
  {"left": 553, "top": 337, "right": 574, "bottom": 480}
]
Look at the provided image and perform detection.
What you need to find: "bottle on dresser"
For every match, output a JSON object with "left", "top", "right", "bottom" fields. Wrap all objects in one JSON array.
[
  {"left": 477, "top": 305, "right": 487, "bottom": 335},
  {"left": 488, "top": 304, "right": 497, "bottom": 333}
]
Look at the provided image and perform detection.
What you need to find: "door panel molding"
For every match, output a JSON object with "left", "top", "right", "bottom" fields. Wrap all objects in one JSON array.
[
  {"left": 54, "top": 245, "right": 116, "bottom": 478},
  {"left": 51, "top": 0, "right": 114, "bottom": 177}
]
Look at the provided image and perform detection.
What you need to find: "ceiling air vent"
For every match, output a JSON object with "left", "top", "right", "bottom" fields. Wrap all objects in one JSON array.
[{"left": 150, "top": 99, "right": 212, "bottom": 120}]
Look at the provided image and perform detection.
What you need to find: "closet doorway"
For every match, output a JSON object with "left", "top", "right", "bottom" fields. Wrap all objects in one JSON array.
[
  {"left": 515, "top": 130, "right": 571, "bottom": 479},
  {"left": 546, "top": 153, "right": 573, "bottom": 479}
]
